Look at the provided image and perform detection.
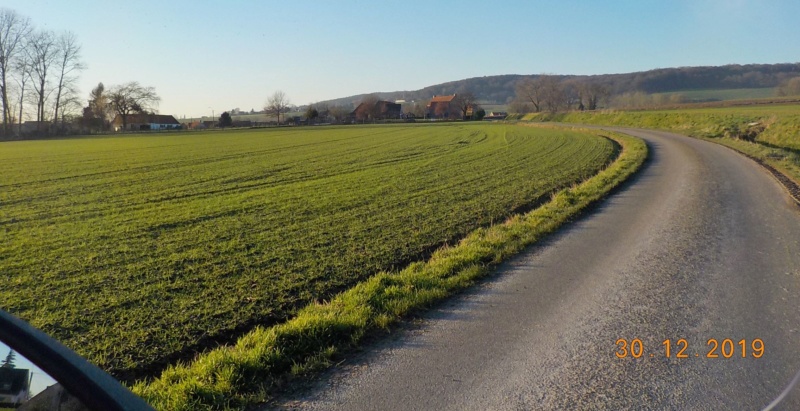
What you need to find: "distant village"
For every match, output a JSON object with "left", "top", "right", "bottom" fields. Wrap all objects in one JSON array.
[
  {"left": 9, "top": 93, "right": 507, "bottom": 139},
  {"left": 174, "top": 94, "right": 506, "bottom": 132}
]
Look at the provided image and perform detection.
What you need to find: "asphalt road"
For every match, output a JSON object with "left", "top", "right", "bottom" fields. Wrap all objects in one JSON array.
[{"left": 273, "top": 128, "right": 800, "bottom": 410}]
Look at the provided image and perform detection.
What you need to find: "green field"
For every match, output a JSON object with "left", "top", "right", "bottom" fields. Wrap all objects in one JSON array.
[{"left": 0, "top": 123, "right": 616, "bottom": 381}]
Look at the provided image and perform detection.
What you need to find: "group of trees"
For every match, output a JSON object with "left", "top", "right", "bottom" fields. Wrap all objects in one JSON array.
[
  {"left": 299, "top": 101, "right": 352, "bottom": 124},
  {"left": 776, "top": 77, "right": 800, "bottom": 97},
  {"left": 80, "top": 81, "right": 161, "bottom": 132},
  {"left": 301, "top": 102, "right": 349, "bottom": 123},
  {"left": 1, "top": 8, "right": 162, "bottom": 136},
  {"left": 0, "top": 8, "right": 86, "bottom": 136},
  {"left": 303, "top": 103, "right": 350, "bottom": 123},
  {"left": 514, "top": 75, "right": 610, "bottom": 113}
]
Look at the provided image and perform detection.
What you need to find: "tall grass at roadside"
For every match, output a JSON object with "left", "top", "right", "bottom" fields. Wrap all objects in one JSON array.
[{"left": 132, "top": 129, "right": 647, "bottom": 410}]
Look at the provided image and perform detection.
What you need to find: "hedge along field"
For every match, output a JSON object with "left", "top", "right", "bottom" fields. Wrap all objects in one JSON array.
[{"left": 0, "top": 123, "right": 616, "bottom": 381}]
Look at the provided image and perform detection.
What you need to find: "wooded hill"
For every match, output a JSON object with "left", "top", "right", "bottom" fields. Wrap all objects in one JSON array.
[{"left": 319, "top": 63, "right": 800, "bottom": 107}]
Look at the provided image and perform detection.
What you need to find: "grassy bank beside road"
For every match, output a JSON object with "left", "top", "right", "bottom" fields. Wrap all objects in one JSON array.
[
  {"left": 132, "top": 127, "right": 647, "bottom": 410},
  {"left": 517, "top": 105, "right": 800, "bottom": 188},
  {"left": 1, "top": 123, "right": 615, "bottom": 381}
]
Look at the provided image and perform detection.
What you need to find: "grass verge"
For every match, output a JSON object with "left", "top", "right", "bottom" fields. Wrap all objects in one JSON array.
[
  {"left": 131, "top": 128, "right": 647, "bottom": 410},
  {"left": 516, "top": 107, "right": 800, "bottom": 194}
]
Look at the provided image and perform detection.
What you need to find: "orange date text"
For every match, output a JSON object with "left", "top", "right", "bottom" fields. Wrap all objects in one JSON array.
[{"left": 615, "top": 338, "right": 764, "bottom": 359}]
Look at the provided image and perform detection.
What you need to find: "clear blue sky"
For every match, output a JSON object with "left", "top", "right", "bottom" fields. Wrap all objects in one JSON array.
[{"left": 3, "top": 0, "right": 799, "bottom": 118}]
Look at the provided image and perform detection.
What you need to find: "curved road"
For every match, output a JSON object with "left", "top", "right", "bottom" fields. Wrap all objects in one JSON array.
[{"left": 274, "top": 128, "right": 800, "bottom": 410}]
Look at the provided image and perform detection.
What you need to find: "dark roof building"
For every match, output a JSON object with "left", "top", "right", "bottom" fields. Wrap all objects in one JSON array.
[
  {"left": 352, "top": 100, "right": 402, "bottom": 121},
  {"left": 112, "top": 114, "right": 181, "bottom": 131}
]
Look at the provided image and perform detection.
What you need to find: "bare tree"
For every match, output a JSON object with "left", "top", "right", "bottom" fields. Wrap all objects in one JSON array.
[
  {"left": 327, "top": 105, "right": 349, "bottom": 123},
  {"left": 57, "top": 90, "right": 82, "bottom": 129},
  {"left": 27, "top": 30, "right": 58, "bottom": 130},
  {"left": 452, "top": 91, "right": 478, "bottom": 120},
  {"left": 539, "top": 75, "right": 565, "bottom": 113},
  {"left": 515, "top": 77, "right": 544, "bottom": 112},
  {"left": 264, "top": 90, "right": 290, "bottom": 124},
  {"left": 408, "top": 101, "right": 426, "bottom": 118},
  {"left": 12, "top": 47, "right": 32, "bottom": 134},
  {"left": 508, "top": 99, "right": 531, "bottom": 115},
  {"left": 562, "top": 81, "right": 580, "bottom": 111},
  {"left": 0, "top": 8, "right": 31, "bottom": 135},
  {"left": 108, "top": 81, "right": 161, "bottom": 131},
  {"left": 52, "top": 31, "right": 84, "bottom": 131},
  {"left": 576, "top": 81, "right": 610, "bottom": 110}
]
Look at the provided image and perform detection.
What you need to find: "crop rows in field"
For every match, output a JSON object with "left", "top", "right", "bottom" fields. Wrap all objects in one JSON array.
[{"left": 0, "top": 123, "right": 615, "bottom": 379}]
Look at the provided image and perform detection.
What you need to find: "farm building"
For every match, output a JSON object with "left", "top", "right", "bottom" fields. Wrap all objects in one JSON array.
[
  {"left": 426, "top": 95, "right": 458, "bottom": 119},
  {"left": 352, "top": 100, "right": 402, "bottom": 121},
  {"left": 376, "top": 101, "right": 402, "bottom": 119},
  {"left": 112, "top": 114, "right": 181, "bottom": 131}
]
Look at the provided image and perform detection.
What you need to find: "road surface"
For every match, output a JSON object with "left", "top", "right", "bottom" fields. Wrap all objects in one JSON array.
[{"left": 273, "top": 128, "right": 800, "bottom": 410}]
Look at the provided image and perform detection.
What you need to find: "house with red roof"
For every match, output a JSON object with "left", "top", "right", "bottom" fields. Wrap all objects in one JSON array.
[{"left": 426, "top": 95, "right": 458, "bottom": 119}]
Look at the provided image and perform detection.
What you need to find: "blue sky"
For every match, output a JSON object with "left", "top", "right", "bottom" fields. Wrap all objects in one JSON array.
[{"left": 3, "top": 0, "right": 799, "bottom": 118}]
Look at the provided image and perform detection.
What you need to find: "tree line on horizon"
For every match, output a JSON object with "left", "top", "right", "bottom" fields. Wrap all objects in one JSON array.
[
  {"left": 316, "top": 63, "right": 800, "bottom": 112},
  {"left": 0, "top": 8, "right": 166, "bottom": 137},
  {"left": 0, "top": 8, "right": 84, "bottom": 136},
  {"left": 5, "top": 4, "right": 800, "bottom": 136}
]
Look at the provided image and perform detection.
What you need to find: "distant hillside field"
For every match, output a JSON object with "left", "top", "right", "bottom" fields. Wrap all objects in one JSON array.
[
  {"left": 0, "top": 124, "right": 617, "bottom": 380},
  {"left": 523, "top": 104, "right": 800, "bottom": 191}
]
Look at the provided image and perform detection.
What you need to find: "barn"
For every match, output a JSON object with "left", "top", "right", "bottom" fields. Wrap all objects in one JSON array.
[{"left": 112, "top": 114, "right": 181, "bottom": 131}]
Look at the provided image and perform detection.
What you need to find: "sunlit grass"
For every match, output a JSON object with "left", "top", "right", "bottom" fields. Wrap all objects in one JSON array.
[
  {"left": 0, "top": 123, "right": 616, "bottom": 381},
  {"left": 131, "top": 128, "right": 646, "bottom": 410},
  {"left": 521, "top": 105, "right": 800, "bottom": 185}
]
